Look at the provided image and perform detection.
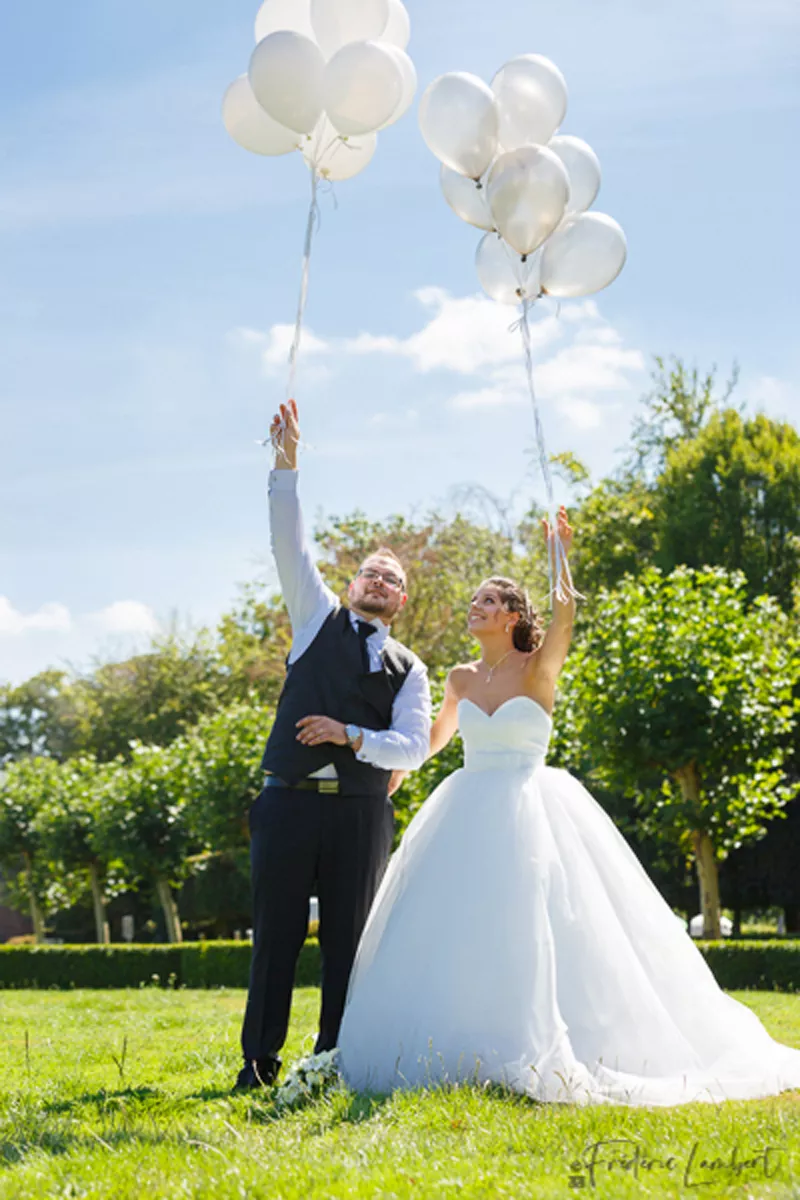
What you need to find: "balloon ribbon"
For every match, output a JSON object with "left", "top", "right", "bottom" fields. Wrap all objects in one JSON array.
[
  {"left": 287, "top": 168, "right": 320, "bottom": 401},
  {"left": 518, "top": 298, "right": 582, "bottom": 606},
  {"left": 265, "top": 168, "right": 321, "bottom": 451}
]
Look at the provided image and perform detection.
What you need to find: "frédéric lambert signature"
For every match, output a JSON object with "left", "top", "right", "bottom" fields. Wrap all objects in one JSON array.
[{"left": 568, "top": 1138, "right": 786, "bottom": 1189}]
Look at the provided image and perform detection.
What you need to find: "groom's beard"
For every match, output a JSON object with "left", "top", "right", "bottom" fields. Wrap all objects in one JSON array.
[{"left": 356, "top": 592, "right": 401, "bottom": 619}]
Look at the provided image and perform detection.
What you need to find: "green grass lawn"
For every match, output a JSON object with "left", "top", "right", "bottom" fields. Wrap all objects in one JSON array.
[{"left": 0, "top": 988, "right": 798, "bottom": 1199}]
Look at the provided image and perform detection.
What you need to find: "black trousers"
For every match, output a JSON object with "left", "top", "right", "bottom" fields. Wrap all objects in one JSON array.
[{"left": 241, "top": 784, "right": 395, "bottom": 1061}]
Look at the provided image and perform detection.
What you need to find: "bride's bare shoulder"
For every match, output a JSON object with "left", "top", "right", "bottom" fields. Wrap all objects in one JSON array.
[{"left": 447, "top": 662, "right": 478, "bottom": 698}]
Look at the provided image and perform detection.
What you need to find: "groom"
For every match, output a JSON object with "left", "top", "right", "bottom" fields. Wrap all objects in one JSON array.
[{"left": 235, "top": 400, "right": 432, "bottom": 1090}]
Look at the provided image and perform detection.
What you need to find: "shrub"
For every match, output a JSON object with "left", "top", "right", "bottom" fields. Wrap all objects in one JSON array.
[
  {"left": 0, "top": 940, "right": 322, "bottom": 989},
  {"left": 1, "top": 939, "right": 796, "bottom": 993}
]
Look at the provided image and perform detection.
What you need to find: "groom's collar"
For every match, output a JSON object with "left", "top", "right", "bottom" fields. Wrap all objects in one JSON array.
[{"left": 349, "top": 609, "right": 390, "bottom": 641}]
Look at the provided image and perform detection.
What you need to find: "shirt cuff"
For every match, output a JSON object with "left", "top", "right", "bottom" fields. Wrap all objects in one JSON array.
[
  {"left": 355, "top": 728, "right": 379, "bottom": 765},
  {"left": 268, "top": 469, "right": 298, "bottom": 492}
]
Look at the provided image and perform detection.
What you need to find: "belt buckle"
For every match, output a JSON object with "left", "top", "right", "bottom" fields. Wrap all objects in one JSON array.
[{"left": 318, "top": 780, "right": 339, "bottom": 795}]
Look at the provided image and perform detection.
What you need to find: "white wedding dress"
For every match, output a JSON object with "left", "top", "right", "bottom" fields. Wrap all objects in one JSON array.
[{"left": 337, "top": 696, "right": 800, "bottom": 1106}]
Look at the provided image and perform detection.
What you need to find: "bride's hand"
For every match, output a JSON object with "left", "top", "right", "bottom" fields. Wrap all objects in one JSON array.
[
  {"left": 542, "top": 505, "right": 573, "bottom": 554},
  {"left": 271, "top": 399, "right": 300, "bottom": 470},
  {"left": 388, "top": 770, "right": 408, "bottom": 798}
]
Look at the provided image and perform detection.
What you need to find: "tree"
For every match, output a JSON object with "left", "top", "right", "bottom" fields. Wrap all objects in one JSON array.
[
  {"left": 629, "top": 356, "right": 737, "bottom": 477},
  {"left": 555, "top": 566, "right": 800, "bottom": 938},
  {"left": 35, "top": 757, "right": 122, "bottom": 945},
  {"left": 183, "top": 699, "right": 271, "bottom": 855},
  {"left": 93, "top": 743, "right": 197, "bottom": 943},
  {"left": 315, "top": 509, "right": 547, "bottom": 673},
  {"left": 0, "top": 635, "right": 243, "bottom": 766},
  {"left": 0, "top": 757, "right": 63, "bottom": 941},
  {"left": 656, "top": 411, "right": 800, "bottom": 612},
  {"left": 74, "top": 634, "right": 238, "bottom": 763},
  {"left": 569, "top": 473, "right": 658, "bottom": 598},
  {"left": 215, "top": 584, "right": 293, "bottom": 704},
  {"left": 0, "top": 671, "right": 80, "bottom": 765}
]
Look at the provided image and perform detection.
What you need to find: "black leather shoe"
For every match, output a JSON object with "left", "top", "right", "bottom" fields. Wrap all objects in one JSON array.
[{"left": 233, "top": 1056, "right": 282, "bottom": 1091}]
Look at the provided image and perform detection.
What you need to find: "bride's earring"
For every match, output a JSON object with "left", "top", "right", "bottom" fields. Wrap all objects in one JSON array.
[{"left": 505, "top": 624, "right": 510, "bottom": 633}]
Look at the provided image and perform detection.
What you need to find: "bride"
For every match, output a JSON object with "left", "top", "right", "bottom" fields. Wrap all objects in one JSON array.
[{"left": 337, "top": 509, "right": 800, "bottom": 1106}]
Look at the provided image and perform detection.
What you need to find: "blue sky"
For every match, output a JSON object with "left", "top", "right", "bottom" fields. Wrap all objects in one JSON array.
[{"left": 1, "top": 0, "right": 798, "bottom": 684}]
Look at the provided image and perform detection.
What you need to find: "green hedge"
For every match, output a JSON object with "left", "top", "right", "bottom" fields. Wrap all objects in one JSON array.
[
  {"left": 0, "top": 940, "right": 321, "bottom": 990},
  {"left": 698, "top": 940, "right": 800, "bottom": 992},
  {"left": 1, "top": 939, "right": 798, "bottom": 992}
]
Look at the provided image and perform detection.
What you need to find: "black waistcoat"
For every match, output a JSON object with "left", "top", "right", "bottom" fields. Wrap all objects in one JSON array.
[{"left": 261, "top": 606, "right": 415, "bottom": 796}]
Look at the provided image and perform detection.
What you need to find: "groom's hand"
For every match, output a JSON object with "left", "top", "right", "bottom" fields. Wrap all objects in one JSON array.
[
  {"left": 271, "top": 399, "right": 300, "bottom": 470},
  {"left": 296, "top": 715, "right": 349, "bottom": 747}
]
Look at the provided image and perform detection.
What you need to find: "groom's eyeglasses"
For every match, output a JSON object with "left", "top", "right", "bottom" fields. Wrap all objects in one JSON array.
[{"left": 357, "top": 567, "right": 405, "bottom": 591}]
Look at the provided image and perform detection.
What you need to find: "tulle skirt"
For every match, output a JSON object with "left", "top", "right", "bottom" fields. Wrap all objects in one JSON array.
[{"left": 337, "top": 764, "right": 800, "bottom": 1106}]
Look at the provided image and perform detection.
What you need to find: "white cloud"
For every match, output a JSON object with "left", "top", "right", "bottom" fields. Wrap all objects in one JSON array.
[
  {"left": 344, "top": 289, "right": 565, "bottom": 376},
  {"left": 0, "top": 597, "right": 72, "bottom": 636},
  {"left": 559, "top": 399, "right": 604, "bottom": 431},
  {"left": 0, "top": 598, "right": 163, "bottom": 684},
  {"left": 231, "top": 323, "right": 332, "bottom": 378},
  {"left": 87, "top": 601, "right": 161, "bottom": 636},
  {"left": 449, "top": 387, "right": 523, "bottom": 412},
  {"left": 231, "top": 287, "right": 648, "bottom": 434},
  {"left": 367, "top": 409, "right": 419, "bottom": 429},
  {"left": 347, "top": 291, "right": 646, "bottom": 428},
  {"left": 743, "top": 375, "right": 797, "bottom": 414},
  {"left": 230, "top": 324, "right": 333, "bottom": 384}
]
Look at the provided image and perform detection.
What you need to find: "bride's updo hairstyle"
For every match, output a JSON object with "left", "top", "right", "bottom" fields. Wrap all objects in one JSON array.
[{"left": 483, "top": 577, "right": 545, "bottom": 654}]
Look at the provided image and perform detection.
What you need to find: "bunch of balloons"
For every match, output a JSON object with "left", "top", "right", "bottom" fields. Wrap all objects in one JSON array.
[
  {"left": 223, "top": 0, "right": 416, "bottom": 415},
  {"left": 419, "top": 55, "right": 627, "bottom": 306},
  {"left": 223, "top": 0, "right": 416, "bottom": 182}
]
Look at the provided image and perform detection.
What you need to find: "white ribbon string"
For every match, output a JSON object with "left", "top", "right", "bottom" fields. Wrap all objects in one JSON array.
[
  {"left": 261, "top": 168, "right": 321, "bottom": 451},
  {"left": 286, "top": 168, "right": 321, "bottom": 403},
  {"left": 518, "top": 298, "right": 583, "bottom": 606}
]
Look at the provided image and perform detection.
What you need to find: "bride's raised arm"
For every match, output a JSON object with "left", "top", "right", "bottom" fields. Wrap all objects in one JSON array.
[{"left": 527, "top": 508, "right": 577, "bottom": 703}]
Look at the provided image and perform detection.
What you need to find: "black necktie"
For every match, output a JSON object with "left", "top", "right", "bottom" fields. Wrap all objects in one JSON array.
[{"left": 356, "top": 619, "right": 377, "bottom": 672}]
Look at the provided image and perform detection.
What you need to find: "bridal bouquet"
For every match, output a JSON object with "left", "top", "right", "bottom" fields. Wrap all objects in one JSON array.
[{"left": 273, "top": 1049, "right": 343, "bottom": 1110}]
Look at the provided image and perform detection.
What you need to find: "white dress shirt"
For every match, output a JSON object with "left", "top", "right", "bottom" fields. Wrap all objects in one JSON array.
[{"left": 268, "top": 470, "right": 432, "bottom": 775}]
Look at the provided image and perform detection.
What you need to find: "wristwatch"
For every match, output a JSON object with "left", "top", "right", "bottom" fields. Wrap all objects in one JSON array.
[{"left": 345, "top": 724, "right": 362, "bottom": 749}]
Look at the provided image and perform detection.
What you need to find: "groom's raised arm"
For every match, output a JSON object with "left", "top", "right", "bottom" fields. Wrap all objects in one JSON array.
[{"left": 268, "top": 401, "right": 337, "bottom": 653}]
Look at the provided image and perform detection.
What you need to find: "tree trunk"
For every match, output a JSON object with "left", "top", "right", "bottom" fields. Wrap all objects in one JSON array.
[
  {"left": 88, "top": 861, "right": 110, "bottom": 945},
  {"left": 23, "top": 854, "right": 45, "bottom": 944},
  {"left": 156, "top": 877, "right": 183, "bottom": 944},
  {"left": 784, "top": 906, "right": 800, "bottom": 935},
  {"left": 692, "top": 830, "right": 722, "bottom": 940},
  {"left": 674, "top": 763, "right": 723, "bottom": 940}
]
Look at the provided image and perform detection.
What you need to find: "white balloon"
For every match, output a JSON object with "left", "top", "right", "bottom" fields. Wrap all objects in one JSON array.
[
  {"left": 549, "top": 135, "right": 601, "bottom": 214},
  {"left": 255, "top": 0, "right": 314, "bottom": 41},
  {"left": 440, "top": 166, "right": 494, "bottom": 231},
  {"left": 419, "top": 72, "right": 499, "bottom": 180},
  {"left": 223, "top": 75, "right": 303, "bottom": 156},
  {"left": 303, "top": 115, "right": 378, "bottom": 180},
  {"left": 311, "top": 0, "right": 389, "bottom": 58},
  {"left": 487, "top": 145, "right": 569, "bottom": 257},
  {"left": 249, "top": 31, "right": 326, "bottom": 134},
  {"left": 476, "top": 234, "right": 542, "bottom": 305},
  {"left": 378, "top": 45, "right": 417, "bottom": 128},
  {"left": 492, "top": 54, "right": 568, "bottom": 150},
  {"left": 379, "top": 0, "right": 410, "bottom": 49},
  {"left": 324, "top": 40, "right": 404, "bottom": 136},
  {"left": 541, "top": 212, "right": 628, "bottom": 297}
]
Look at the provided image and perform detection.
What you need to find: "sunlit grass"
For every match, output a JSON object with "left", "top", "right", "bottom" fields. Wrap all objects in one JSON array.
[{"left": 0, "top": 988, "right": 798, "bottom": 1198}]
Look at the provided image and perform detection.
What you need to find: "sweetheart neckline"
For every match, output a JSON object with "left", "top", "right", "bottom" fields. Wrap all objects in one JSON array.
[{"left": 458, "top": 695, "right": 553, "bottom": 724}]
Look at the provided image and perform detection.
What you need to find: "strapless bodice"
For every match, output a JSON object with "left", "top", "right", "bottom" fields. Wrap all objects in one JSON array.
[{"left": 458, "top": 696, "right": 552, "bottom": 772}]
